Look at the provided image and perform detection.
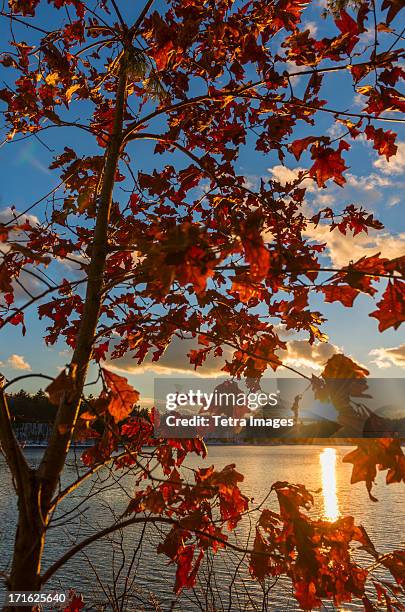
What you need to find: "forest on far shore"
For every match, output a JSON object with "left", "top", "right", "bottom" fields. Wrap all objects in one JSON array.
[{"left": 7, "top": 390, "right": 55, "bottom": 422}]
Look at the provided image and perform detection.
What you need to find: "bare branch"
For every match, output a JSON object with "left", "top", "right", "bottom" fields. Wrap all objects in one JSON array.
[
  {"left": 0, "top": 381, "right": 30, "bottom": 502},
  {"left": 129, "top": 0, "right": 155, "bottom": 39},
  {"left": 41, "top": 512, "right": 282, "bottom": 586},
  {"left": 41, "top": 516, "right": 174, "bottom": 584}
]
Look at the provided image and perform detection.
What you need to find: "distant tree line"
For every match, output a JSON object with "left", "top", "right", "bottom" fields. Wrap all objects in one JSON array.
[
  {"left": 7, "top": 389, "right": 149, "bottom": 423},
  {"left": 7, "top": 389, "right": 56, "bottom": 423}
]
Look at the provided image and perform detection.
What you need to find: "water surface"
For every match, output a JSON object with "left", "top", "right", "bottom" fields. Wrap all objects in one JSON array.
[{"left": 0, "top": 446, "right": 403, "bottom": 610}]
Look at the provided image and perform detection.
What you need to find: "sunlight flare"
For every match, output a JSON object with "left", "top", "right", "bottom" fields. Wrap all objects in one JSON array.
[{"left": 320, "top": 448, "right": 340, "bottom": 522}]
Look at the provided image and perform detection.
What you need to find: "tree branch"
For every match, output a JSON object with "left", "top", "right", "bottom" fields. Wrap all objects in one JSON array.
[
  {"left": 41, "top": 516, "right": 175, "bottom": 584},
  {"left": 0, "top": 278, "right": 87, "bottom": 331},
  {"left": 48, "top": 452, "right": 131, "bottom": 512},
  {"left": 36, "top": 52, "right": 129, "bottom": 511},
  {"left": 0, "top": 10, "right": 50, "bottom": 34},
  {"left": 3, "top": 374, "right": 54, "bottom": 391},
  {"left": 0, "top": 381, "right": 30, "bottom": 503},
  {"left": 123, "top": 57, "right": 404, "bottom": 142},
  {"left": 129, "top": 0, "right": 154, "bottom": 39},
  {"left": 109, "top": 0, "right": 126, "bottom": 30},
  {"left": 41, "top": 511, "right": 283, "bottom": 586}
]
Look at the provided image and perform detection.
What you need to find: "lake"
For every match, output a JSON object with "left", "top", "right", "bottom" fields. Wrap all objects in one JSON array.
[{"left": 0, "top": 445, "right": 404, "bottom": 611}]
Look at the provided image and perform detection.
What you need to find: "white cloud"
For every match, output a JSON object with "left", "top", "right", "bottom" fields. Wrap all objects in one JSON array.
[
  {"left": 267, "top": 165, "right": 398, "bottom": 213},
  {"left": 268, "top": 164, "right": 303, "bottom": 185},
  {"left": 107, "top": 334, "right": 342, "bottom": 377},
  {"left": 346, "top": 171, "right": 391, "bottom": 189},
  {"left": 243, "top": 175, "right": 259, "bottom": 190},
  {"left": 374, "top": 140, "right": 405, "bottom": 175},
  {"left": 6, "top": 354, "right": 32, "bottom": 371},
  {"left": 370, "top": 345, "right": 405, "bottom": 369},
  {"left": 267, "top": 165, "right": 318, "bottom": 194},
  {"left": 305, "top": 225, "right": 405, "bottom": 268},
  {"left": 302, "top": 20, "right": 318, "bottom": 36},
  {"left": 106, "top": 336, "right": 233, "bottom": 377},
  {"left": 0, "top": 207, "right": 40, "bottom": 262},
  {"left": 388, "top": 195, "right": 400, "bottom": 207},
  {"left": 308, "top": 170, "right": 397, "bottom": 212},
  {"left": 0, "top": 207, "right": 39, "bottom": 226},
  {"left": 277, "top": 340, "right": 340, "bottom": 371},
  {"left": 326, "top": 123, "right": 346, "bottom": 139}
]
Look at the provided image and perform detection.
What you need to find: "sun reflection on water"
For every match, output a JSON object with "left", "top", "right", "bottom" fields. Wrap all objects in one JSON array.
[{"left": 320, "top": 448, "right": 339, "bottom": 522}]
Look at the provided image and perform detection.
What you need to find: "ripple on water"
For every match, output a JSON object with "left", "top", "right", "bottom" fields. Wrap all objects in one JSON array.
[{"left": 0, "top": 446, "right": 403, "bottom": 611}]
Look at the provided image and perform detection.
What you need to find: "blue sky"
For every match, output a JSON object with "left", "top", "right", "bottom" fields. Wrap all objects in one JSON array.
[{"left": 0, "top": 0, "right": 404, "bottom": 404}]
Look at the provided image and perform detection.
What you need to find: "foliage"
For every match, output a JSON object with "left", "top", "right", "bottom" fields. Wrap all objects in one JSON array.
[{"left": 0, "top": 0, "right": 404, "bottom": 609}]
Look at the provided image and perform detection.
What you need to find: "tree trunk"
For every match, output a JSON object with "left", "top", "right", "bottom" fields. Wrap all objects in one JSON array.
[
  {"left": 5, "top": 473, "right": 45, "bottom": 611},
  {"left": 5, "top": 56, "right": 128, "bottom": 610}
]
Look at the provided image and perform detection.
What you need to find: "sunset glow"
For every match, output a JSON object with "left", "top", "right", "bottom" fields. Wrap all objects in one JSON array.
[{"left": 320, "top": 448, "right": 339, "bottom": 522}]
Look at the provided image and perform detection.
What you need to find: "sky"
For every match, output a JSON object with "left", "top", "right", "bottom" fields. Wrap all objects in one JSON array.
[{"left": 0, "top": 0, "right": 404, "bottom": 406}]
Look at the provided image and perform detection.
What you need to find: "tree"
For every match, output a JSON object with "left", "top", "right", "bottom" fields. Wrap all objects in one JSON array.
[{"left": 0, "top": 0, "right": 404, "bottom": 609}]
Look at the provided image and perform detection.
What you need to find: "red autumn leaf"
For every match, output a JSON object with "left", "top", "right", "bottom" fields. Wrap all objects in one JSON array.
[
  {"left": 381, "top": 550, "right": 405, "bottom": 586},
  {"left": 321, "top": 353, "right": 369, "bottom": 379},
  {"left": 244, "top": 240, "right": 270, "bottom": 282},
  {"left": 9, "top": 0, "right": 40, "bottom": 16},
  {"left": 174, "top": 546, "right": 204, "bottom": 594},
  {"left": 249, "top": 529, "right": 276, "bottom": 581},
  {"left": 365, "top": 124, "right": 398, "bottom": 161},
  {"left": 384, "top": 254, "right": 405, "bottom": 277},
  {"left": 309, "top": 141, "right": 350, "bottom": 187},
  {"left": 197, "top": 333, "right": 211, "bottom": 347},
  {"left": 290, "top": 136, "right": 319, "bottom": 161},
  {"left": 154, "top": 40, "right": 174, "bottom": 71},
  {"left": 320, "top": 284, "right": 360, "bottom": 307},
  {"left": 343, "top": 439, "right": 405, "bottom": 500},
  {"left": 188, "top": 347, "right": 210, "bottom": 369},
  {"left": 45, "top": 369, "right": 77, "bottom": 406},
  {"left": 175, "top": 245, "right": 217, "bottom": 294},
  {"left": 93, "top": 340, "right": 109, "bottom": 362},
  {"left": 379, "top": 66, "right": 405, "bottom": 86},
  {"left": 349, "top": 63, "right": 372, "bottom": 83},
  {"left": 63, "top": 591, "right": 84, "bottom": 612},
  {"left": 337, "top": 252, "right": 387, "bottom": 295},
  {"left": 9, "top": 312, "right": 25, "bottom": 330},
  {"left": 231, "top": 279, "right": 262, "bottom": 303},
  {"left": 313, "top": 353, "right": 370, "bottom": 416},
  {"left": 241, "top": 221, "right": 271, "bottom": 282},
  {"left": 335, "top": 10, "right": 360, "bottom": 36},
  {"left": 369, "top": 279, "right": 405, "bottom": 331},
  {"left": 0, "top": 224, "right": 14, "bottom": 242},
  {"left": 381, "top": 0, "right": 403, "bottom": 24},
  {"left": 102, "top": 368, "right": 140, "bottom": 423},
  {"left": 294, "top": 580, "right": 320, "bottom": 610},
  {"left": 0, "top": 265, "right": 13, "bottom": 294}
]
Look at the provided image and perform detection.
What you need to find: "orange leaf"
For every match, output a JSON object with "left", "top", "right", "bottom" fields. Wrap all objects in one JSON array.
[
  {"left": 290, "top": 136, "right": 319, "bottom": 161},
  {"left": 231, "top": 280, "right": 262, "bottom": 303},
  {"left": 154, "top": 40, "right": 174, "bottom": 70},
  {"left": 321, "top": 285, "right": 359, "bottom": 307},
  {"left": 365, "top": 124, "right": 397, "bottom": 161},
  {"left": 309, "top": 141, "right": 349, "bottom": 187},
  {"left": 321, "top": 353, "right": 369, "bottom": 379},
  {"left": 102, "top": 368, "right": 140, "bottom": 423},
  {"left": 369, "top": 280, "right": 405, "bottom": 332},
  {"left": 46, "top": 368, "right": 77, "bottom": 406}
]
